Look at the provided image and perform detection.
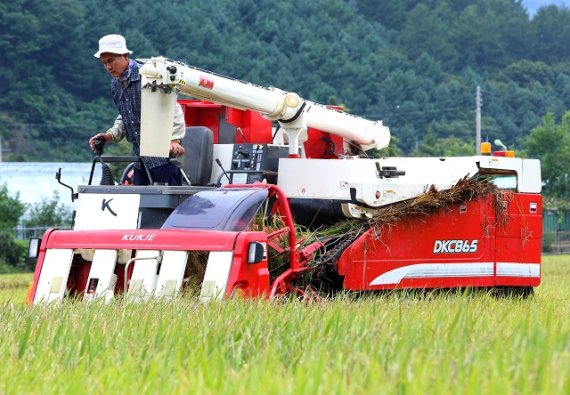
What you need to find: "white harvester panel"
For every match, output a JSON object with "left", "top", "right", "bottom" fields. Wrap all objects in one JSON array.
[
  {"left": 154, "top": 250, "right": 188, "bottom": 299},
  {"left": 200, "top": 251, "right": 233, "bottom": 301},
  {"left": 74, "top": 193, "right": 141, "bottom": 230},
  {"left": 140, "top": 85, "right": 177, "bottom": 157},
  {"left": 33, "top": 249, "right": 74, "bottom": 303},
  {"left": 519, "top": 159, "right": 542, "bottom": 193},
  {"left": 278, "top": 156, "right": 522, "bottom": 208},
  {"left": 84, "top": 249, "right": 118, "bottom": 302},
  {"left": 211, "top": 144, "right": 235, "bottom": 186},
  {"left": 127, "top": 250, "right": 160, "bottom": 301}
]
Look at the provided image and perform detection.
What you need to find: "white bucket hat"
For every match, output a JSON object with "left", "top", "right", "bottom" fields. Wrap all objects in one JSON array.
[{"left": 93, "top": 34, "right": 132, "bottom": 58}]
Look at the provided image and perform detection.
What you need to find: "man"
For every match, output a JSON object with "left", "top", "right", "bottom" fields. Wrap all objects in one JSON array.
[{"left": 89, "top": 34, "right": 185, "bottom": 186}]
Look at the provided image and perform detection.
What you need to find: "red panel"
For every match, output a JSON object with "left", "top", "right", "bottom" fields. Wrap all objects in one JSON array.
[
  {"left": 226, "top": 232, "right": 270, "bottom": 298},
  {"left": 304, "top": 128, "right": 344, "bottom": 159},
  {"left": 179, "top": 99, "right": 272, "bottom": 144},
  {"left": 44, "top": 229, "right": 239, "bottom": 251},
  {"left": 178, "top": 99, "right": 223, "bottom": 143},
  {"left": 225, "top": 107, "right": 243, "bottom": 128},
  {"left": 338, "top": 193, "right": 542, "bottom": 291},
  {"left": 305, "top": 105, "right": 345, "bottom": 159},
  {"left": 495, "top": 276, "right": 540, "bottom": 287},
  {"left": 494, "top": 193, "right": 542, "bottom": 286},
  {"left": 27, "top": 228, "right": 58, "bottom": 305},
  {"left": 226, "top": 108, "right": 272, "bottom": 144}
]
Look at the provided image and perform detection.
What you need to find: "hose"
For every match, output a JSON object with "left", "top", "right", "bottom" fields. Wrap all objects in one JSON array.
[{"left": 100, "top": 163, "right": 115, "bottom": 185}]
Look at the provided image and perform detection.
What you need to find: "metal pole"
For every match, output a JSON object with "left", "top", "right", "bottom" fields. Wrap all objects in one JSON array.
[{"left": 475, "top": 86, "right": 481, "bottom": 154}]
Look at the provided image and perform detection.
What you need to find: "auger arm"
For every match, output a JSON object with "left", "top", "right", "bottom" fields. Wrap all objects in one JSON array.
[{"left": 138, "top": 56, "right": 390, "bottom": 157}]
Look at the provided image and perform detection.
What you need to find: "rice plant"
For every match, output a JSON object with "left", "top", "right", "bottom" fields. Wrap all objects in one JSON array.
[{"left": 0, "top": 257, "right": 568, "bottom": 394}]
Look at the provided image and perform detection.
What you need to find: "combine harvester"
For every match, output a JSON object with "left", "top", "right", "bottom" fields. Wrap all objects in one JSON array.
[{"left": 27, "top": 57, "right": 542, "bottom": 304}]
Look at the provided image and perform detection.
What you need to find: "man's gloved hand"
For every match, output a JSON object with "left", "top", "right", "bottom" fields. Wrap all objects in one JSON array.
[
  {"left": 170, "top": 140, "right": 185, "bottom": 157},
  {"left": 89, "top": 133, "right": 110, "bottom": 155}
]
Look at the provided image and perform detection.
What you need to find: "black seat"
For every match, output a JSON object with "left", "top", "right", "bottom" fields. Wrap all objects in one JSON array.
[{"left": 181, "top": 126, "right": 214, "bottom": 186}]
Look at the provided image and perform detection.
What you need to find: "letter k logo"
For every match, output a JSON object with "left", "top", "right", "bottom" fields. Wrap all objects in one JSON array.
[{"left": 101, "top": 198, "right": 118, "bottom": 217}]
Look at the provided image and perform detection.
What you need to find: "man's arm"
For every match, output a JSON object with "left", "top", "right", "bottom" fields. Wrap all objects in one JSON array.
[
  {"left": 106, "top": 115, "right": 127, "bottom": 143},
  {"left": 171, "top": 103, "right": 186, "bottom": 140},
  {"left": 170, "top": 103, "right": 186, "bottom": 156}
]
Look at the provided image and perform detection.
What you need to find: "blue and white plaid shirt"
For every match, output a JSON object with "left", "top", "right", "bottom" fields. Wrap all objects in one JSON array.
[{"left": 111, "top": 60, "right": 170, "bottom": 169}]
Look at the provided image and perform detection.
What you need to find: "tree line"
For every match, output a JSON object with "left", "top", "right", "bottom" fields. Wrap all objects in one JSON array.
[{"left": 0, "top": 0, "right": 569, "bottom": 193}]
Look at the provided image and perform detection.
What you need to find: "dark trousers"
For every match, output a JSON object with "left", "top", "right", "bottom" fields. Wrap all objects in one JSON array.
[{"left": 134, "top": 162, "right": 181, "bottom": 186}]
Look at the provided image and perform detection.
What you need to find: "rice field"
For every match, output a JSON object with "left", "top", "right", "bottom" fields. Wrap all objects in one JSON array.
[{"left": 1, "top": 257, "right": 569, "bottom": 395}]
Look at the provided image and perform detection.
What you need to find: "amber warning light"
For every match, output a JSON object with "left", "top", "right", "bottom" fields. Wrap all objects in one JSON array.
[
  {"left": 480, "top": 142, "right": 492, "bottom": 155},
  {"left": 480, "top": 142, "right": 515, "bottom": 157}
]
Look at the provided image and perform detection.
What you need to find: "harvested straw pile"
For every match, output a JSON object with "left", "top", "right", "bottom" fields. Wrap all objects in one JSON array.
[
  {"left": 304, "top": 176, "right": 502, "bottom": 272},
  {"left": 369, "top": 175, "right": 499, "bottom": 229}
]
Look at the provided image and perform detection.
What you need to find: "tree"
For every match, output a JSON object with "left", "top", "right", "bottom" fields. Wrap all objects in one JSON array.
[
  {"left": 399, "top": 3, "right": 457, "bottom": 66},
  {"left": 0, "top": 184, "right": 26, "bottom": 231},
  {"left": 526, "top": 111, "right": 570, "bottom": 199},
  {"left": 23, "top": 191, "right": 72, "bottom": 230},
  {"left": 451, "top": 0, "right": 530, "bottom": 70},
  {"left": 530, "top": 5, "right": 570, "bottom": 64},
  {"left": 495, "top": 60, "right": 555, "bottom": 87},
  {"left": 413, "top": 132, "right": 474, "bottom": 157},
  {"left": 0, "top": 184, "right": 26, "bottom": 271}
]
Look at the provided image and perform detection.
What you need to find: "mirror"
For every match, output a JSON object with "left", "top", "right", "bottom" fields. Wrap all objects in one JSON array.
[
  {"left": 27, "top": 238, "right": 41, "bottom": 260},
  {"left": 247, "top": 242, "right": 265, "bottom": 264}
]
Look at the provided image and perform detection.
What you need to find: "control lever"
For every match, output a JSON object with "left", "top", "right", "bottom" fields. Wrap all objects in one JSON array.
[
  {"left": 56, "top": 168, "right": 77, "bottom": 202},
  {"left": 215, "top": 158, "right": 231, "bottom": 185},
  {"left": 93, "top": 136, "right": 105, "bottom": 156}
]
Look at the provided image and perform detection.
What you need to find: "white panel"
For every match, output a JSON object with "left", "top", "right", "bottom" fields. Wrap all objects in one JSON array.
[
  {"left": 277, "top": 158, "right": 354, "bottom": 200},
  {"left": 154, "top": 250, "right": 188, "bottom": 298},
  {"left": 33, "top": 249, "right": 75, "bottom": 304},
  {"left": 140, "top": 84, "right": 177, "bottom": 157},
  {"left": 478, "top": 156, "right": 523, "bottom": 173},
  {"left": 519, "top": 159, "right": 542, "bottom": 193},
  {"left": 127, "top": 250, "right": 160, "bottom": 301},
  {"left": 74, "top": 193, "right": 140, "bottom": 230},
  {"left": 200, "top": 251, "right": 233, "bottom": 301},
  {"left": 496, "top": 263, "right": 540, "bottom": 277},
  {"left": 211, "top": 144, "right": 235, "bottom": 185},
  {"left": 277, "top": 157, "right": 480, "bottom": 205},
  {"left": 84, "top": 249, "right": 118, "bottom": 302},
  {"left": 369, "top": 263, "right": 494, "bottom": 286}
]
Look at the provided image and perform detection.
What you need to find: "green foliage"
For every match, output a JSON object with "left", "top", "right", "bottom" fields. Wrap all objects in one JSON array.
[
  {"left": 0, "top": 185, "right": 26, "bottom": 231},
  {"left": 0, "top": 0, "right": 569, "bottom": 174},
  {"left": 531, "top": 5, "right": 570, "bottom": 64},
  {"left": 0, "top": 231, "right": 25, "bottom": 271},
  {"left": 22, "top": 192, "right": 72, "bottom": 230},
  {"left": 413, "top": 131, "right": 475, "bottom": 157},
  {"left": 496, "top": 60, "right": 555, "bottom": 87},
  {"left": 526, "top": 111, "right": 570, "bottom": 199},
  {"left": 0, "top": 185, "right": 26, "bottom": 270}
]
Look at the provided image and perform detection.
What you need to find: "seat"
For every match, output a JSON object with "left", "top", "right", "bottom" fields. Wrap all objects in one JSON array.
[{"left": 181, "top": 126, "right": 214, "bottom": 186}]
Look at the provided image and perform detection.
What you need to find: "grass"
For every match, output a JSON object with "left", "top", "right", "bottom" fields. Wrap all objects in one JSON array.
[{"left": 0, "top": 257, "right": 569, "bottom": 394}]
